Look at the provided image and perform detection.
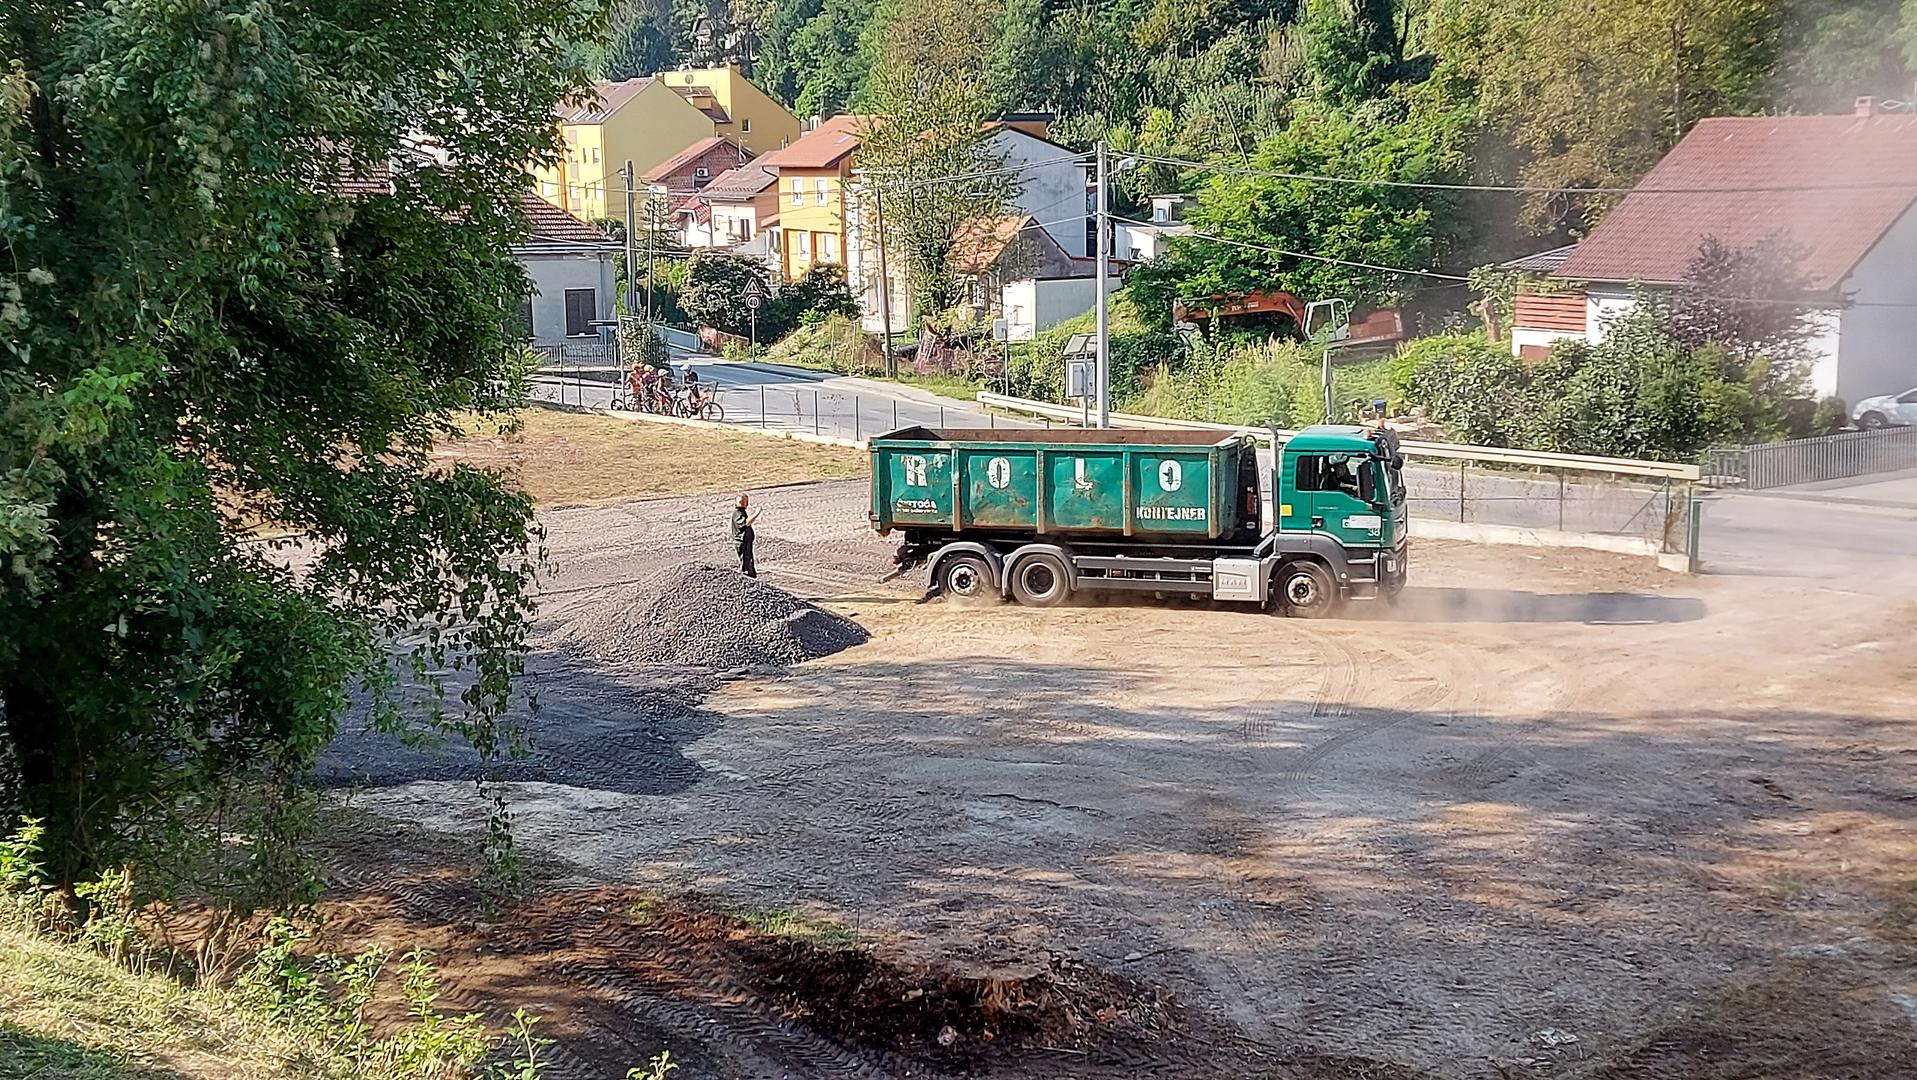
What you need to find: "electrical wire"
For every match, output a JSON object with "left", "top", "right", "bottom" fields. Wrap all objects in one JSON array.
[
  {"left": 1128, "top": 151, "right": 1917, "bottom": 196},
  {"left": 1111, "top": 215, "right": 1471, "bottom": 282}
]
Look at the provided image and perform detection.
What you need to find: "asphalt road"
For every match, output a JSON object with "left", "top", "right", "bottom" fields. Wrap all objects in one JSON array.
[{"left": 531, "top": 359, "right": 1035, "bottom": 441}]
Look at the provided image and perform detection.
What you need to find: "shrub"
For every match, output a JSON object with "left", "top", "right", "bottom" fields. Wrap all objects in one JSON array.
[
  {"left": 764, "top": 315, "right": 882, "bottom": 375},
  {"left": 1008, "top": 294, "right": 1178, "bottom": 403},
  {"left": 1395, "top": 333, "right": 1530, "bottom": 446},
  {"left": 1811, "top": 396, "right": 1849, "bottom": 435}
]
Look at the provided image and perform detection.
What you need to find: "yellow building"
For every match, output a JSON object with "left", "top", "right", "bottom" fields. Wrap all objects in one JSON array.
[
  {"left": 663, "top": 64, "right": 802, "bottom": 157},
  {"left": 756, "top": 115, "right": 871, "bottom": 281},
  {"left": 531, "top": 69, "right": 799, "bottom": 224}
]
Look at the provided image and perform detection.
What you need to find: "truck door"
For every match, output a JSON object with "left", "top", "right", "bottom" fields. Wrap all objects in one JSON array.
[{"left": 1287, "top": 452, "right": 1386, "bottom": 548}]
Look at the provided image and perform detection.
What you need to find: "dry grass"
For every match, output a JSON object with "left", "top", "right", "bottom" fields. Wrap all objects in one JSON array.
[
  {"left": 435, "top": 406, "right": 866, "bottom": 509},
  {"left": 0, "top": 927, "right": 333, "bottom": 1080}
]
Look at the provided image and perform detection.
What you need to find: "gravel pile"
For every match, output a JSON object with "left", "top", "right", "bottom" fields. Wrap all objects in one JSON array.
[{"left": 566, "top": 563, "right": 869, "bottom": 670}]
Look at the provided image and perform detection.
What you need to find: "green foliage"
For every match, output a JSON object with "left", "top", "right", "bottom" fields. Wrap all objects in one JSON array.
[
  {"left": 787, "top": 0, "right": 877, "bottom": 116},
  {"left": 1811, "top": 396, "right": 1849, "bottom": 436},
  {"left": 1398, "top": 308, "right": 1822, "bottom": 459},
  {"left": 764, "top": 314, "right": 882, "bottom": 375},
  {"left": 3, "top": 0, "right": 581, "bottom": 900},
  {"left": 1007, "top": 296, "right": 1179, "bottom": 403},
  {"left": 1128, "top": 92, "right": 1470, "bottom": 328},
  {"left": 767, "top": 265, "right": 861, "bottom": 338},
  {"left": 680, "top": 252, "right": 775, "bottom": 337},
  {"left": 627, "top": 1051, "right": 680, "bottom": 1080},
  {"left": 491, "top": 1008, "right": 553, "bottom": 1080},
  {"left": 602, "top": 10, "right": 675, "bottom": 80}
]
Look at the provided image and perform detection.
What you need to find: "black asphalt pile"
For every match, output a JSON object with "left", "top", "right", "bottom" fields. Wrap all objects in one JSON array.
[{"left": 567, "top": 563, "right": 868, "bottom": 670}]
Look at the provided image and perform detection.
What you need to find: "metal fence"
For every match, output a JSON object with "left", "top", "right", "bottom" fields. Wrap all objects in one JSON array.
[
  {"left": 1702, "top": 426, "right": 1917, "bottom": 490},
  {"left": 1405, "top": 462, "right": 1693, "bottom": 556}
]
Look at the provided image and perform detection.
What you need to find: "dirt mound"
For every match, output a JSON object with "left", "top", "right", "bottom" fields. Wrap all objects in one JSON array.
[{"left": 566, "top": 563, "right": 868, "bottom": 670}]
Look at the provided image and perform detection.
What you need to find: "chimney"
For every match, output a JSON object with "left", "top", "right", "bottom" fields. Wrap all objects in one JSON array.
[{"left": 1856, "top": 96, "right": 1879, "bottom": 117}]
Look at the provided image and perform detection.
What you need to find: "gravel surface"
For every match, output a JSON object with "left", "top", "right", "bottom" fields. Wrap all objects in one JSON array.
[{"left": 562, "top": 563, "right": 869, "bottom": 670}]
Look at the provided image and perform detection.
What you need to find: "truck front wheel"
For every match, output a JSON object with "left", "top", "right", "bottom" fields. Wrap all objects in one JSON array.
[
  {"left": 937, "top": 553, "right": 996, "bottom": 605},
  {"left": 1278, "top": 561, "right": 1338, "bottom": 619},
  {"left": 1011, "top": 554, "right": 1071, "bottom": 608}
]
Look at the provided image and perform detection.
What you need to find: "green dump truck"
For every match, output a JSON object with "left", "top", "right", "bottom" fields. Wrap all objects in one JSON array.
[{"left": 868, "top": 424, "right": 1407, "bottom": 616}]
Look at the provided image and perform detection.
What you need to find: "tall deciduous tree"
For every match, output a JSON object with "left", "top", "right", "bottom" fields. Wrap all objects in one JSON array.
[
  {"left": 0, "top": 0, "right": 592, "bottom": 898},
  {"left": 855, "top": 0, "right": 1014, "bottom": 315}
]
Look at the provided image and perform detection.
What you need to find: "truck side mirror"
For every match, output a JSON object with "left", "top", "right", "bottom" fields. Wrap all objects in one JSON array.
[{"left": 1358, "top": 465, "right": 1376, "bottom": 505}]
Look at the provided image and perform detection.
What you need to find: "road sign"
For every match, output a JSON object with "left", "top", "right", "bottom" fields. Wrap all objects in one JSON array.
[{"left": 743, "top": 278, "right": 765, "bottom": 310}]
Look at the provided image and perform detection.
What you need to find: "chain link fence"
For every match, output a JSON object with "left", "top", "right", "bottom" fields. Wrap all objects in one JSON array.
[{"left": 1405, "top": 462, "right": 1693, "bottom": 556}]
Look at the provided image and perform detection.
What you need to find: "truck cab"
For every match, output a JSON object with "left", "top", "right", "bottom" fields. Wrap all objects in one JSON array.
[{"left": 1267, "top": 425, "right": 1408, "bottom": 609}]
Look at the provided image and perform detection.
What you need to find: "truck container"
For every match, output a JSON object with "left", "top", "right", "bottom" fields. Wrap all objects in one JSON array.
[{"left": 869, "top": 424, "right": 1407, "bottom": 616}]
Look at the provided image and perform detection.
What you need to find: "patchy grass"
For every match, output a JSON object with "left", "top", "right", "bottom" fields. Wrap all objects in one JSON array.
[
  {"left": 0, "top": 926, "right": 334, "bottom": 1080},
  {"left": 435, "top": 406, "right": 866, "bottom": 509},
  {"left": 731, "top": 906, "right": 858, "bottom": 949}
]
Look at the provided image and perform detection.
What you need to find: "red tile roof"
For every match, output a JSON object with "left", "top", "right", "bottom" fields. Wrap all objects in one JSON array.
[
  {"left": 520, "top": 193, "right": 610, "bottom": 244},
  {"left": 641, "top": 136, "right": 748, "bottom": 184},
  {"left": 1555, "top": 114, "right": 1917, "bottom": 290},
  {"left": 757, "top": 115, "right": 872, "bottom": 170}
]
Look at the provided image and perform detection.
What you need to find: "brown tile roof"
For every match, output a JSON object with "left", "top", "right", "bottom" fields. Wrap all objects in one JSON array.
[
  {"left": 641, "top": 136, "right": 748, "bottom": 184},
  {"left": 757, "top": 114, "right": 872, "bottom": 170},
  {"left": 559, "top": 79, "right": 656, "bottom": 124},
  {"left": 700, "top": 164, "right": 779, "bottom": 201},
  {"left": 1555, "top": 114, "right": 1917, "bottom": 290},
  {"left": 520, "top": 193, "right": 610, "bottom": 244},
  {"left": 949, "top": 214, "right": 1032, "bottom": 274}
]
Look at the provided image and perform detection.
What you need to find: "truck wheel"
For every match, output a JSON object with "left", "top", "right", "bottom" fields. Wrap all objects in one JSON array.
[
  {"left": 1278, "top": 561, "right": 1338, "bottom": 619},
  {"left": 937, "top": 554, "right": 996, "bottom": 605},
  {"left": 1010, "top": 554, "right": 1070, "bottom": 608}
]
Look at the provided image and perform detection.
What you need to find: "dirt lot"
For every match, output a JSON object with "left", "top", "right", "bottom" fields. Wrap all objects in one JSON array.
[
  {"left": 320, "top": 477, "right": 1917, "bottom": 1078},
  {"left": 432, "top": 405, "right": 864, "bottom": 508}
]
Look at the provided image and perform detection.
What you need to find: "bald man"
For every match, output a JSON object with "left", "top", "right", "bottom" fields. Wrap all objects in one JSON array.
[{"left": 731, "top": 494, "right": 760, "bottom": 578}]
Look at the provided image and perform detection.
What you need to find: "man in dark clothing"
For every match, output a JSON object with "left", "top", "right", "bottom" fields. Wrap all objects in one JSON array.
[{"left": 731, "top": 494, "right": 759, "bottom": 577}]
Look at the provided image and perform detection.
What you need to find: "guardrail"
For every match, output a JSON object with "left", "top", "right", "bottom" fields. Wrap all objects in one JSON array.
[
  {"left": 1702, "top": 426, "right": 1917, "bottom": 490},
  {"left": 974, "top": 392, "right": 1702, "bottom": 482}
]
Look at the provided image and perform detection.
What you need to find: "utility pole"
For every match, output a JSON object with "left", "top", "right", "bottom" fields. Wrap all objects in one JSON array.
[
  {"left": 1093, "top": 140, "right": 1111, "bottom": 428},
  {"left": 645, "top": 196, "right": 657, "bottom": 322},
  {"left": 621, "top": 162, "right": 639, "bottom": 316},
  {"left": 873, "top": 183, "right": 896, "bottom": 378}
]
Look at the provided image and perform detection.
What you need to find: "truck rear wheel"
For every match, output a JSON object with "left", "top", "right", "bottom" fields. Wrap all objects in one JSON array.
[
  {"left": 1278, "top": 560, "right": 1338, "bottom": 619},
  {"left": 1010, "top": 554, "right": 1070, "bottom": 608},
  {"left": 936, "top": 553, "right": 996, "bottom": 605}
]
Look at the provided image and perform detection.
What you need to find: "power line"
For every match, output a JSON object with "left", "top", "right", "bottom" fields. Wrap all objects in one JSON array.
[
  {"left": 1129, "top": 151, "right": 1917, "bottom": 196},
  {"left": 1112, "top": 215, "right": 1471, "bottom": 282}
]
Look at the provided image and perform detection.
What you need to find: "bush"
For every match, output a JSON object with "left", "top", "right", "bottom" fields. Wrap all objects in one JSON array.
[
  {"left": 1811, "top": 396, "right": 1849, "bottom": 435},
  {"left": 1125, "top": 341, "right": 1304, "bottom": 427},
  {"left": 1395, "top": 333, "right": 1531, "bottom": 446},
  {"left": 1007, "top": 294, "right": 1179, "bottom": 403},
  {"left": 764, "top": 314, "right": 882, "bottom": 375}
]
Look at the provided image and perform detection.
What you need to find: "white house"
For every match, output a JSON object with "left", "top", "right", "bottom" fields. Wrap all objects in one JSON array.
[
  {"left": 512, "top": 194, "right": 619, "bottom": 348},
  {"left": 1116, "top": 194, "right": 1196, "bottom": 261},
  {"left": 1505, "top": 100, "right": 1917, "bottom": 406},
  {"left": 844, "top": 117, "right": 1094, "bottom": 335}
]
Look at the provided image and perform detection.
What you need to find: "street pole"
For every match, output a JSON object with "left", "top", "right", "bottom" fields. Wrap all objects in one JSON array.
[
  {"left": 873, "top": 183, "right": 896, "bottom": 378},
  {"left": 645, "top": 196, "right": 657, "bottom": 322},
  {"left": 1321, "top": 331, "right": 1337, "bottom": 424},
  {"left": 621, "top": 162, "right": 638, "bottom": 316},
  {"left": 1093, "top": 140, "right": 1111, "bottom": 428}
]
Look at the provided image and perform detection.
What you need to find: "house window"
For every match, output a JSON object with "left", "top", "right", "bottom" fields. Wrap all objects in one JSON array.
[
  {"left": 568, "top": 184, "right": 582, "bottom": 207},
  {"left": 815, "top": 178, "right": 828, "bottom": 206},
  {"left": 818, "top": 233, "right": 837, "bottom": 261},
  {"left": 590, "top": 147, "right": 600, "bottom": 164},
  {"left": 517, "top": 299, "right": 534, "bottom": 339},
  {"left": 793, "top": 231, "right": 811, "bottom": 258},
  {"left": 564, "top": 288, "right": 596, "bottom": 337},
  {"left": 791, "top": 177, "right": 804, "bottom": 206},
  {"left": 742, "top": 117, "right": 752, "bottom": 133}
]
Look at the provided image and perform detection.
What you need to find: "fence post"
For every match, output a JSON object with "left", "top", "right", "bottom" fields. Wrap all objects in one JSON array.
[
  {"left": 940, "top": 405, "right": 947, "bottom": 428},
  {"left": 1557, "top": 473, "right": 1565, "bottom": 532},
  {"left": 760, "top": 385, "right": 766, "bottom": 428},
  {"left": 1457, "top": 462, "right": 1467, "bottom": 523},
  {"left": 854, "top": 395, "right": 861, "bottom": 442},
  {"left": 813, "top": 390, "right": 820, "bottom": 435}
]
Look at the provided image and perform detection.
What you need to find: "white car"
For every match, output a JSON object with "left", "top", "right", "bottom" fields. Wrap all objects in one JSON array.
[{"left": 1853, "top": 387, "right": 1917, "bottom": 429}]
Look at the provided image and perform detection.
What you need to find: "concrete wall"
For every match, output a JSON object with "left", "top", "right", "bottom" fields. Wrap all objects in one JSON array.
[
  {"left": 1838, "top": 204, "right": 1917, "bottom": 406},
  {"left": 521, "top": 250, "right": 617, "bottom": 348},
  {"left": 991, "top": 130, "right": 1088, "bottom": 258}
]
